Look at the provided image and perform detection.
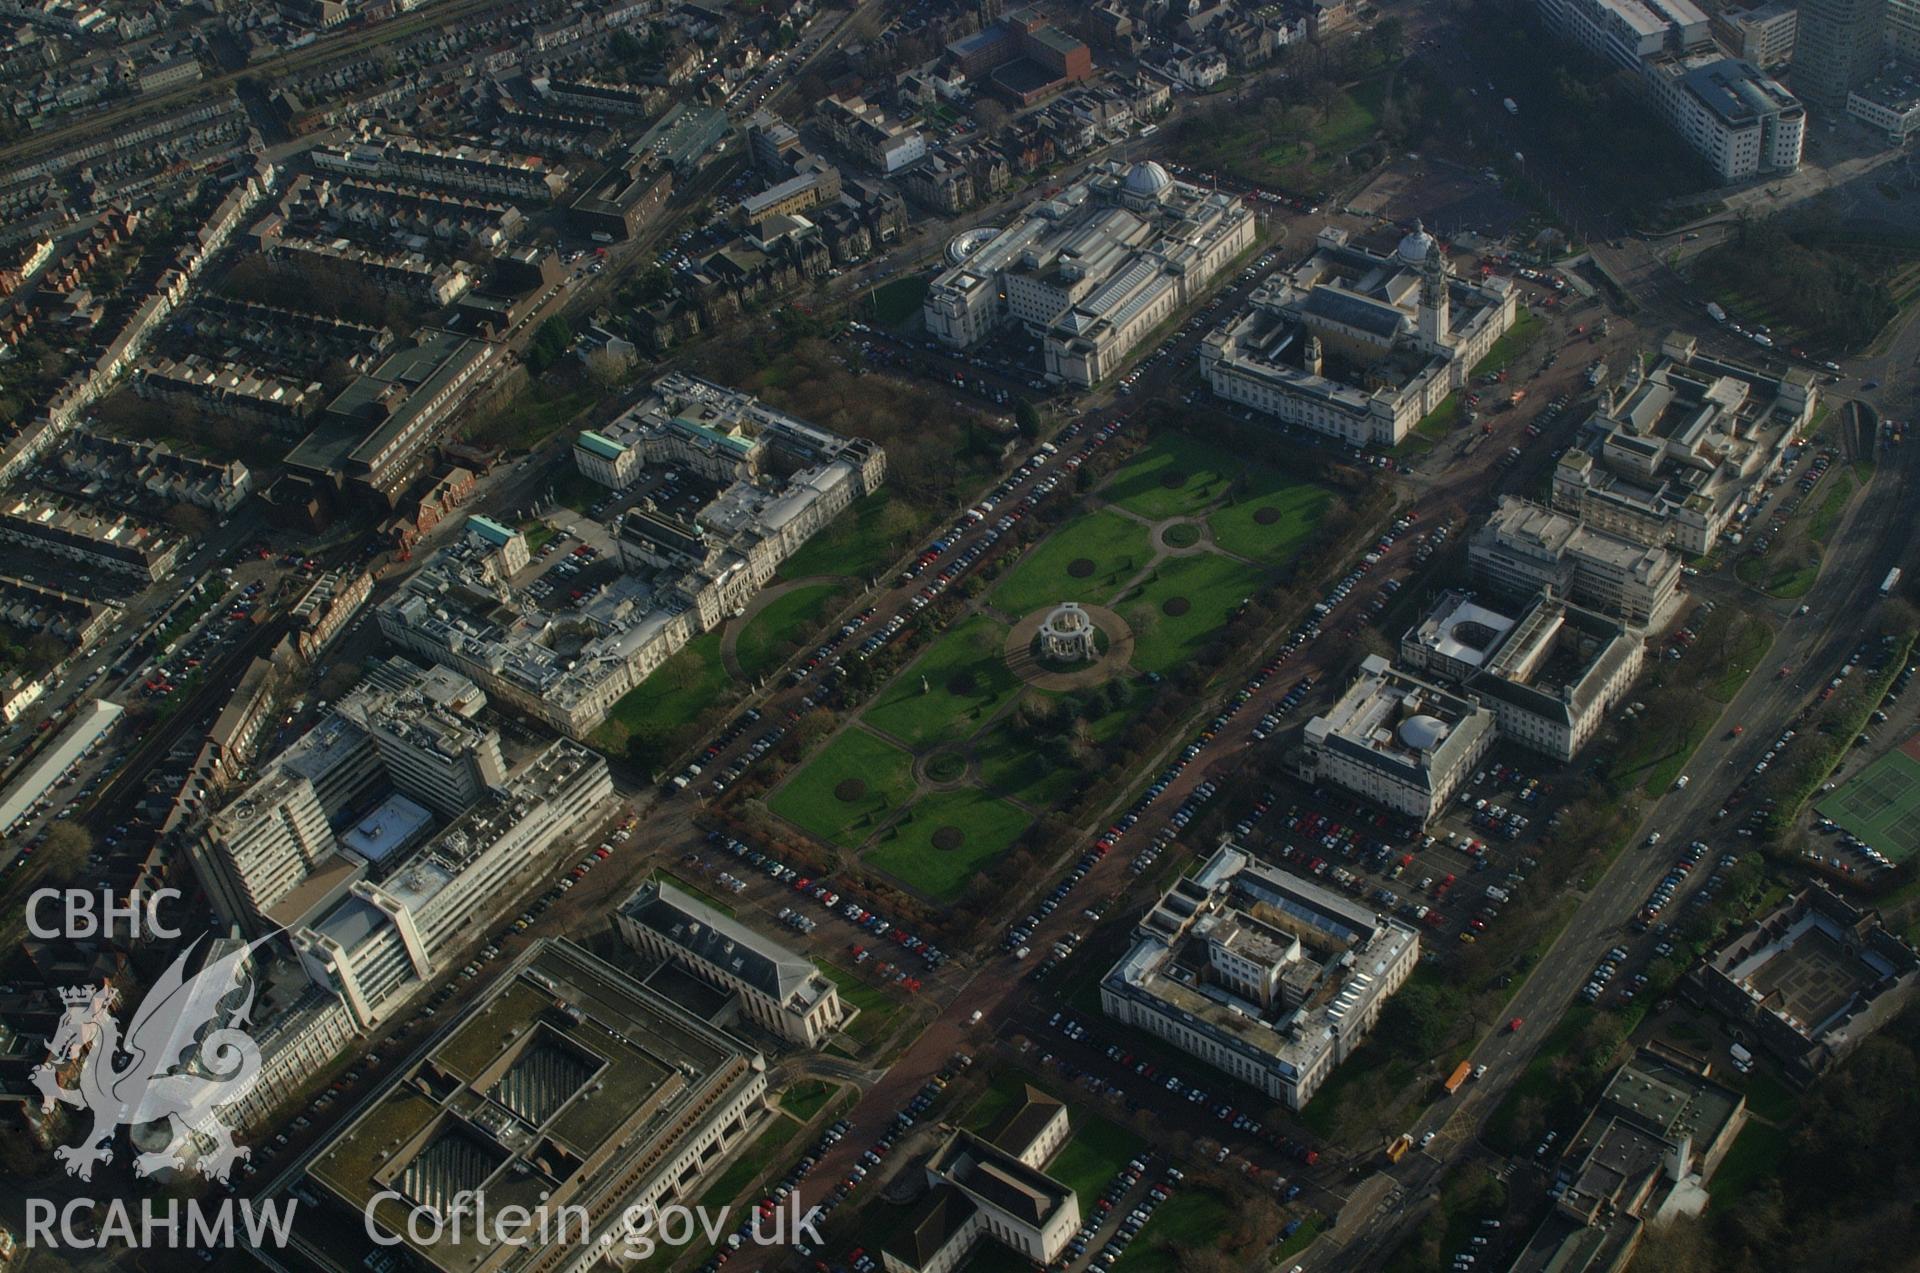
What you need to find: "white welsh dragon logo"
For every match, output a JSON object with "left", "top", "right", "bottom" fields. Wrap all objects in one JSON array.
[{"left": 31, "top": 935, "right": 271, "bottom": 1183}]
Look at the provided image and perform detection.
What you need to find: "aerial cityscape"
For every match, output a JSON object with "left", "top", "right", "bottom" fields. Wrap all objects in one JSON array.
[{"left": 1, "top": 0, "right": 1919, "bottom": 1271}]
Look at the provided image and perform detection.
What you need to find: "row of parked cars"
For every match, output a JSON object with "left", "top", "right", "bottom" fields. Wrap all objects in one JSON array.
[
  {"left": 1063, "top": 1154, "right": 1182, "bottom": 1270},
  {"left": 696, "top": 1116, "right": 852, "bottom": 1271},
  {"left": 1042, "top": 1010, "right": 1322, "bottom": 1167},
  {"left": 819, "top": 1057, "right": 974, "bottom": 1270},
  {"left": 706, "top": 830, "right": 947, "bottom": 970},
  {"left": 1251, "top": 674, "right": 1316, "bottom": 739}
]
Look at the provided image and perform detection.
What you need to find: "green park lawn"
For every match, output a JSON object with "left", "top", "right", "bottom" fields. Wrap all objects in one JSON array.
[
  {"left": 735, "top": 583, "right": 846, "bottom": 680},
  {"left": 777, "top": 491, "right": 919, "bottom": 583},
  {"left": 863, "top": 787, "right": 1030, "bottom": 901},
  {"left": 778, "top": 1080, "right": 838, "bottom": 1123},
  {"left": 1122, "top": 553, "right": 1267, "bottom": 674},
  {"left": 865, "top": 275, "right": 933, "bottom": 326},
  {"left": 1470, "top": 308, "right": 1546, "bottom": 378},
  {"left": 1046, "top": 1113, "right": 1145, "bottom": 1209},
  {"left": 1206, "top": 472, "right": 1331, "bottom": 566},
  {"left": 1113, "top": 1188, "right": 1236, "bottom": 1272},
  {"left": 771, "top": 728, "right": 917, "bottom": 848},
  {"left": 976, "top": 690, "right": 1143, "bottom": 807},
  {"left": 821, "top": 962, "right": 902, "bottom": 1047},
  {"left": 590, "top": 633, "right": 736, "bottom": 770},
  {"left": 992, "top": 509, "right": 1156, "bottom": 614},
  {"left": 975, "top": 720, "right": 1082, "bottom": 807},
  {"left": 862, "top": 615, "right": 1021, "bottom": 748},
  {"left": 1101, "top": 432, "right": 1243, "bottom": 520}
]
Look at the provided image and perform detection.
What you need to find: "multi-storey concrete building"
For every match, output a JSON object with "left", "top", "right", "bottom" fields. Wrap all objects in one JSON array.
[
  {"left": 1794, "top": 0, "right": 1886, "bottom": 105},
  {"left": 925, "top": 160, "right": 1254, "bottom": 386},
  {"left": 1471, "top": 496, "right": 1683, "bottom": 628},
  {"left": 1687, "top": 886, "right": 1920, "bottom": 1083},
  {"left": 1847, "top": 73, "right": 1920, "bottom": 142},
  {"left": 1890, "top": 0, "right": 1920, "bottom": 60},
  {"left": 1303, "top": 654, "right": 1496, "bottom": 824},
  {"left": 292, "top": 737, "right": 611, "bottom": 1028},
  {"left": 1202, "top": 224, "right": 1518, "bottom": 447},
  {"left": 1523, "top": 1048, "right": 1748, "bottom": 1265},
  {"left": 1542, "top": 0, "right": 1711, "bottom": 72},
  {"left": 188, "top": 659, "right": 500, "bottom": 933},
  {"left": 1537, "top": 0, "right": 1803, "bottom": 181},
  {"left": 1646, "top": 54, "right": 1804, "bottom": 181},
  {"left": 1101, "top": 843, "right": 1420, "bottom": 1110},
  {"left": 284, "top": 327, "right": 498, "bottom": 507},
  {"left": 1551, "top": 334, "right": 1814, "bottom": 555},
  {"left": 1714, "top": 0, "right": 1798, "bottom": 66},
  {"left": 618, "top": 880, "right": 845, "bottom": 1046},
  {"left": 188, "top": 770, "right": 343, "bottom": 934},
  {"left": 361, "top": 686, "right": 506, "bottom": 818},
  {"left": 883, "top": 1091, "right": 1081, "bottom": 1273}
]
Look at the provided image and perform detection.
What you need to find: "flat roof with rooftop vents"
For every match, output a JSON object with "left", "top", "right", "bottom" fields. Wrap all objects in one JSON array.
[{"left": 263, "top": 939, "right": 766, "bottom": 1273}]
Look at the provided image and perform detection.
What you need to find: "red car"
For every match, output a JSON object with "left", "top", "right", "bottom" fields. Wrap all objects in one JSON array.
[{"left": 1508, "top": 1017, "right": 1525, "bottom": 1033}]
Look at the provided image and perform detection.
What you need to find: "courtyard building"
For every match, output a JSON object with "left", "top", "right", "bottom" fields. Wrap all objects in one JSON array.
[
  {"left": 1101, "top": 843, "right": 1420, "bottom": 1110},
  {"left": 1201, "top": 225, "right": 1518, "bottom": 448}
]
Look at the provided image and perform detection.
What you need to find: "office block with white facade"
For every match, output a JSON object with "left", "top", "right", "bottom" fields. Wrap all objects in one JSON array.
[
  {"left": 292, "top": 738, "right": 612, "bottom": 1028},
  {"left": 882, "top": 1092, "right": 1083, "bottom": 1273},
  {"left": 1647, "top": 55, "right": 1804, "bottom": 182},
  {"left": 1715, "top": 0, "right": 1798, "bottom": 66},
  {"left": 1303, "top": 655, "right": 1496, "bottom": 825},
  {"left": 1100, "top": 844, "right": 1420, "bottom": 1111},
  {"left": 1401, "top": 590, "right": 1645, "bottom": 763},
  {"left": 1551, "top": 334, "right": 1813, "bottom": 555},
  {"left": 1470, "top": 496, "right": 1682, "bottom": 628}
]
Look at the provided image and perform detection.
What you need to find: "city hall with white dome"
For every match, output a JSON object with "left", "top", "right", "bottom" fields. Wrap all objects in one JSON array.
[
  {"left": 1201, "top": 220, "right": 1520, "bottom": 448},
  {"left": 922, "top": 158, "right": 1256, "bottom": 386}
]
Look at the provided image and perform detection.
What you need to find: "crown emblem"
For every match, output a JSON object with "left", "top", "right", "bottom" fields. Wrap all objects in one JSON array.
[{"left": 59, "top": 983, "right": 108, "bottom": 1007}]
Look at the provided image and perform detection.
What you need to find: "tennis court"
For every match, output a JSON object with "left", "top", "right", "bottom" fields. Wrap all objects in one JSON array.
[{"left": 1817, "top": 735, "right": 1920, "bottom": 864}]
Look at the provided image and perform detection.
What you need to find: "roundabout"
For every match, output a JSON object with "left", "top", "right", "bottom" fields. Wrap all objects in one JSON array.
[
  {"left": 921, "top": 747, "right": 971, "bottom": 786},
  {"left": 1158, "top": 520, "right": 1203, "bottom": 550}
]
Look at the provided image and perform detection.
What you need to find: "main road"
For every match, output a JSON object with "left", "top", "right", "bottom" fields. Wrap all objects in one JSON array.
[{"left": 1316, "top": 364, "right": 1920, "bottom": 1269}]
